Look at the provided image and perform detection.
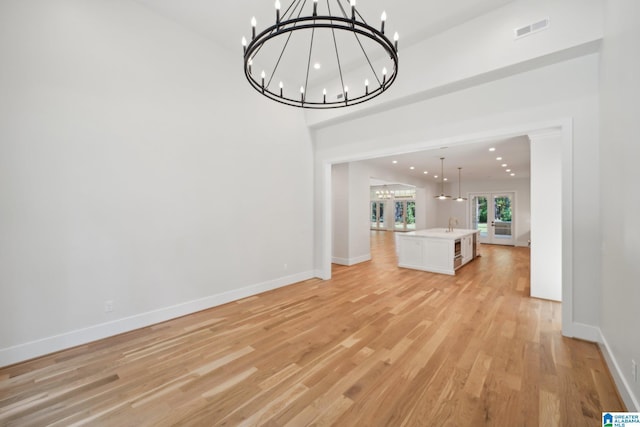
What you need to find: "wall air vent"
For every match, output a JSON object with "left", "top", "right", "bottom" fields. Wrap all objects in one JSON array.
[{"left": 514, "top": 17, "right": 550, "bottom": 40}]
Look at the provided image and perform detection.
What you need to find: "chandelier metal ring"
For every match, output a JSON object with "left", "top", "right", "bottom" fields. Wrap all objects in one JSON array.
[{"left": 242, "top": 1, "right": 399, "bottom": 109}]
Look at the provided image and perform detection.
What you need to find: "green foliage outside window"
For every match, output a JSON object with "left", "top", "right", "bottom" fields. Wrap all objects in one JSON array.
[
  {"left": 495, "top": 197, "right": 512, "bottom": 222},
  {"left": 407, "top": 202, "right": 415, "bottom": 224}
]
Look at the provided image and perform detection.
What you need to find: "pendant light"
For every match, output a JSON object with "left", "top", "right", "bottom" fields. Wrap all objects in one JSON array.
[
  {"left": 434, "top": 157, "right": 451, "bottom": 200},
  {"left": 455, "top": 167, "right": 467, "bottom": 202}
]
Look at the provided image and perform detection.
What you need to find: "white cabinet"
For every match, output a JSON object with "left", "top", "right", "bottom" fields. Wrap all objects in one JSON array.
[{"left": 461, "top": 235, "right": 474, "bottom": 264}]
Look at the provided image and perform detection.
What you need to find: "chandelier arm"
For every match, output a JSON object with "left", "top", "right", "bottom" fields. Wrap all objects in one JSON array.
[
  {"left": 303, "top": 25, "right": 317, "bottom": 100},
  {"left": 282, "top": 0, "right": 300, "bottom": 20},
  {"left": 351, "top": 31, "right": 382, "bottom": 86},
  {"left": 284, "top": 0, "right": 305, "bottom": 21},
  {"left": 335, "top": 0, "right": 349, "bottom": 19},
  {"left": 266, "top": 0, "right": 309, "bottom": 88},
  {"left": 337, "top": 0, "right": 368, "bottom": 24},
  {"left": 252, "top": 1, "right": 301, "bottom": 72},
  {"left": 266, "top": 31, "right": 295, "bottom": 89},
  {"left": 327, "top": 0, "right": 347, "bottom": 101},
  {"left": 353, "top": 8, "right": 368, "bottom": 25}
]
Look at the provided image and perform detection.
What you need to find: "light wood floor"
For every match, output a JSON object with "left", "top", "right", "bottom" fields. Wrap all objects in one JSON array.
[{"left": 0, "top": 231, "right": 624, "bottom": 426}]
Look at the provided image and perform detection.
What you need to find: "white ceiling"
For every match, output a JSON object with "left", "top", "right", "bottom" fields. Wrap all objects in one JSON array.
[
  {"left": 135, "top": 0, "right": 514, "bottom": 88},
  {"left": 134, "top": 0, "right": 525, "bottom": 182},
  {"left": 360, "top": 136, "right": 531, "bottom": 185},
  {"left": 136, "top": 0, "right": 514, "bottom": 55}
]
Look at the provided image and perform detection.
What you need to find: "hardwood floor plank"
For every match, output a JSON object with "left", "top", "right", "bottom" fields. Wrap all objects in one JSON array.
[{"left": 0, "top": 231, "right": 625, "bottom": 426}]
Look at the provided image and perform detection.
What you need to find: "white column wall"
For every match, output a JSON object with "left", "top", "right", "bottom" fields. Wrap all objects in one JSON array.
[
  {"left": 599, "top": 0, "right": 640, "bottom": 411},
  {"left": 348, "top": 162, "right": 373, "bottom": 265},
  {"left": 529, "top": 131, "right": 562, "bottom": 301},
  {"left": 331, "top": 164, "right": 350, "bottom": 263}
]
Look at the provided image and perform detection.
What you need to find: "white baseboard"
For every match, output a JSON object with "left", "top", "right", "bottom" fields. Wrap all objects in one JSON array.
[
  {"left": 563, "top": 321, "right": 602, "bottom": 342},
  {"left": 331, "top": 254, "right": 371, "bottom": 266},
  {"left": 314, "top": 269, "right": 329, "bottom": 280},
  {"left": 0, "top": 271, "right": 315, "bottom": 368},
  {"left": 599, "top": 331, "right": 640, "bottom": 412}
]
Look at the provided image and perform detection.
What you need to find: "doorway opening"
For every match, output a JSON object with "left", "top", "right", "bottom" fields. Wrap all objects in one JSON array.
[{"left": 320, "top": 121, "right": 573, "bottom": 336}]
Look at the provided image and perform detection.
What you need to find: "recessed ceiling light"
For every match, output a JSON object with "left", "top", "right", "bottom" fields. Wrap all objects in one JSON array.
[
  {"left": 510, "top": 173, "right": 516, "bottom": 176},
  {"left": 410, "top": 166, "right": 415, "bottom": 170},
  {"left": 506, "top": 169, "right": 511, "bottom": 172},
  {"left": 496, "top": 157, "right": 502, "bottom": 161},
  {"left": 434, "top": 175, "right": 438, "bottom": 179},
  {"left": 392, "top": 160, "right": 398, "bottom": 164},
  {"left": 423, "top": 171, "right": 428, "bottom": 174},
  {"left": 489, "top": 147, "right": 496, "bottom": 152},
  {"left": 313, "top": 62, "right": 321, "bottom": 70},
  {"left": 501, "top": 163, "right": 507, "bottom": 167},
  {"left": 444, "top": 178, "right": 448, "bottom": 181}
]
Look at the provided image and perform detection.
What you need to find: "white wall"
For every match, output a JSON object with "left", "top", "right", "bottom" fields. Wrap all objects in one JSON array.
[
  {"left": 314, "top": 53, "right": 600, "bottom": 336},
  {"left": 599, "top": 0, "right": 640, "bottom": 411},
  {"left": 0, "top": 0, "right": 314, "bottom": 366},
  {"left": 442, "top": 177, "right": 531, "bottom": 247},
  {"left": 306, "top": 0, "right": 604, "bottom": 128}
]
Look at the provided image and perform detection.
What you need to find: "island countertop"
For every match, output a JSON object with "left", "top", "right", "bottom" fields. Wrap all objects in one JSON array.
[{"left": 401, "top": 228, "right": 479, "bottom": 240}]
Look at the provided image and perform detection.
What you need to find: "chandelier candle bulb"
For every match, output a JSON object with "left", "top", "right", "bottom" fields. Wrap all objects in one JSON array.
[
  {"left": 381, "top": 11, "right": 387, "bottom": 33},
  {"left": 261, "top": 70, "right": 265, "bottom": 91},
  {"left": 279, "top": 81, "right": 283, "bottom": 97},
  {"left": 251, "top": 17, "right": 257, "bottom": 39},
  {"left": 275, "top": 0, "right": 281, "bottom": 26},
  {"left": 394, "top": 32, "right": 399, "bottom": 51},
  {"left": 365, "top": 79, "right": 369, "bottom": 95},
  {"left": 351, "top": 0, "right": 356, "bottom": 20},
  {"left": 382, "top": 67, "right": 387, "bottom": 85},
  {"left": 313, "top": 0, "right": 318, "bottom": 16},
  {"left": 300, "top": 86, "right": 304, "bottom": 103},
  {"left": 323, "top": 88, "right": 327, "bottom": 103},
  {"left": 242, "top": 37, "right": 247, "bottom": 54},
  {"left": 344, "top": 86, "right": 349, "bottom": 102},
  {"left": 248, "top": 59, "right": 252, "bottom": 74}
]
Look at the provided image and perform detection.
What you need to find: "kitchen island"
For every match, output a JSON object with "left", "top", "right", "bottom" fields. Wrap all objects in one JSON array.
[{"left": 396, "top": 228, "right": 480, "bottom": 275}]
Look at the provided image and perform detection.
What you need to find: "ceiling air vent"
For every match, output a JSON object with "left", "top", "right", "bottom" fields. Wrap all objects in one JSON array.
[{"left": 514, "top": 17, "right": 549, "bottom": 40}]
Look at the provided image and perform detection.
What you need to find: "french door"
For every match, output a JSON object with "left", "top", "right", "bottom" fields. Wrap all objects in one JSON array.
[
  {"left": 394, "top": 200, "right": 416, "bottom": 231},
  {"left": 371, "top": 201, "right": 385, "bottom": 229},
  {"left": 470, "top": 192, "right": 515, "bottom": 245}
]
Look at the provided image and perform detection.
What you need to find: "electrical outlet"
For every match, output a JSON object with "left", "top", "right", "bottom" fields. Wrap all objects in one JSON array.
[
  {"left": 633, "top": 360, "right": 638, "bottom": 383},
  {"left": 104, "top": 300, "right": 114, "bottom": 313}
]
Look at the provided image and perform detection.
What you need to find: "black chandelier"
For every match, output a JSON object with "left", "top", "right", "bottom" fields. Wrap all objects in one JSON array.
[{"left": 242, "top": 0, "right": 399, "bottom": 109}]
